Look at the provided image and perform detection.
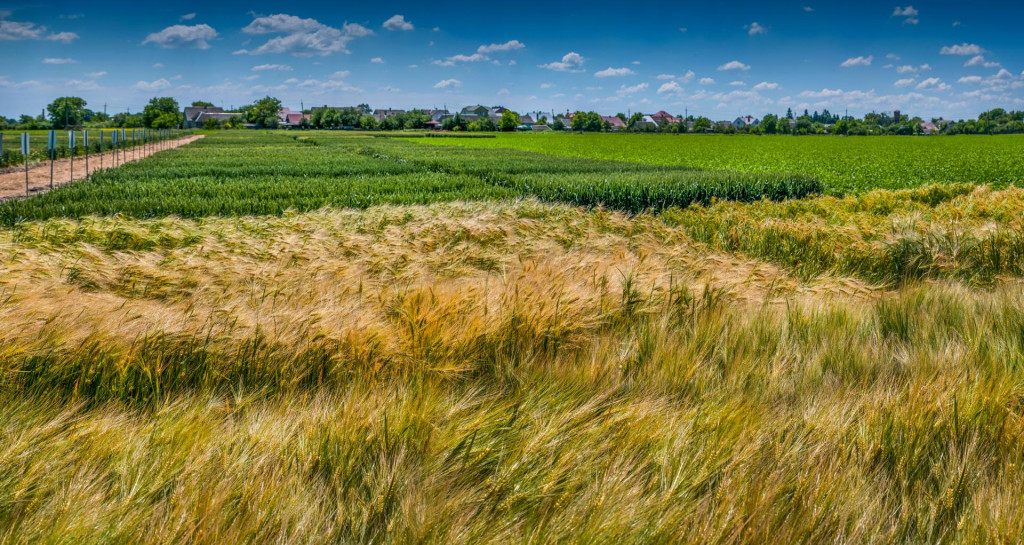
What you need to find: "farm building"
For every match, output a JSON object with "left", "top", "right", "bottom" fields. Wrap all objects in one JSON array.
[
  {"left": 651, "top": 111, "right": 682, "bottom": 124},
  {"left": 601, "top": 116, "right": 626, "bottom": 130},
  {"left": 373, "top": 109, "right": 406, "bottom": 122}
]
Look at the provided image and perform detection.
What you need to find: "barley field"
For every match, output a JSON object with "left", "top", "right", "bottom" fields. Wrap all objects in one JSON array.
[{"left": 2, "top": 132, "right": 1024, "bottom": 544}]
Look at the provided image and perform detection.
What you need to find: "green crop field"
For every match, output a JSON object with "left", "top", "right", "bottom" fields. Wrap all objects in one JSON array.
[
  {"left": 409, "top": 132, "right": 1024, "bottom": 193},
  {"left": 4, "top": 130, "right": 1024, "bottom": 544}
]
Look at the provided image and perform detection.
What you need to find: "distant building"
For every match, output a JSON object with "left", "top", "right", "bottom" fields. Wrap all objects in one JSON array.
[
  {"left": 601, "top": 116, "right": 626, "bottom": 130},
  {"left": 461, "top": 105, "right": 490, "bottom": 116},
  {"left": 184, "top": 106, "right": 243, "bottom": 128},
  {"left": 917, "top": 120, "right": 939, "bottom": 134},
  {"left": 733, "top": 115, "right": 760, "bottom": 128},
  {"left": 278, "top": 107, "right": 310, "bottom": 127},
  {"left": 651, "top": 111, "right": 682, "bottom": 125},
  {"left": 894, "top": 110, "right": 902, "bottom": 123},
  {"left": 373, "top": 109, "right": 406, "bottom": 122}
]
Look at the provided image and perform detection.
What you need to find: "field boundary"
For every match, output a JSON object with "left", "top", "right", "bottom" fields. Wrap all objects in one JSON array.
[{"left": 0, "top": 135, "right": 204, "bottom": 202}]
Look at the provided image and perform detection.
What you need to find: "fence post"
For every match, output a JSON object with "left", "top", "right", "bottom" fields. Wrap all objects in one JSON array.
[
  {"left": 84, "top": 130, "right": 89, "bottom": 177},
  {"left": 48, "top": 130, "right": 56, "bottom": 190},
  {"left": 22, "top": 133, "right": 29, "bottom": 197},
  {"left": 99, "top": 130, "right": 104, "bottom": 170},
  {"left": 69, "top": 130, "right": 75, "bottom": 184}
]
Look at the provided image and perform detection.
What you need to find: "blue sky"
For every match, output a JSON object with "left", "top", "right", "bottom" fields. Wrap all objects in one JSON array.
[{"left": 1, "top": 0, "right": 1022, "bottom": 120}]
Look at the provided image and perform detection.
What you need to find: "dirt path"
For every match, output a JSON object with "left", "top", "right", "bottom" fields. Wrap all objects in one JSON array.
[{"left": 0, "top": 135, "right": 205, "bottom": 201}]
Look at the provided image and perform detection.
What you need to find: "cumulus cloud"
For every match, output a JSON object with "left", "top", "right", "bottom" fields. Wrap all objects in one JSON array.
[
  {"left": 432, "top": 53, "right": 489, "bottom": 66},
  {"left": 699, "top": 77, "right": 715, "bottom": 85},
  {"left": 235, "top": 14, "right": 373, "bottom": 56},
  {"left": 916, "top": 77, "right": 950, "bottom": 91},
  {"left": 143, "top": 24, "right": 217, "bottom": 49},
  {"left": 746, "top": 22, "right": 766, "bottom": 35},
  {"left": 892, "top": 6, "right": 919, "bottom": 24},
  {"left": 717, "top": 60, "right": 750, "bottom": 71},
  {"left": 382, "top": 14, "right": 413, "bottom": 31},
  {"left": 964, "top": 55, "right": 1000, "bottom": 68},
  {"left": 799, "top": 88, "right": 844, "bottom": 98},
  {"left": 42, "top": 57, "right": 76, "bottom": 64},
  {"left": 133, "top": 78, "right": 171, "bottom": 91},
  {"left": 656, "top": 74, "right": 676, "bottom": 80},
  {"left": 86, "top": 71, "right": 107, "bottom": 78},
  {"left": 803, "top": 6, "right": 814, "bottom": 12},
  {"left": 840, "top": 55, "right": 873, "bottom": 67},
  {"left": 252, "top": 63, "right": 292, "bottom": 71},
  {"left": 958, "top": 75, "right": 982, "bottom": 84},
  {"left": 753, "top": 81, "right": 779, "bottom": 90},
  {"left": 370, "top": 57, "right": 384, "bottom": 63},
  {"left": 477, "top": 40, "right": 524, "bottom": 53},
  {"left": 594, "top": 67, "right": 635, "bottom": 78},
  {"left": 658, "top": 81, "right": 683, "bottom": 95},
  {"left": 730, "top": 81, "right": 746, "bottom": 86},
  {"left": 616, "top": 82, "right": 648, "bottom": 96},
  {"left": 894, "top": 78, "right": 916, "bottom": 87},
  {"left": 433, "top": 78, "right": 461, "bottom": 88},
  {"left": 895, "top": 64, "right": 930, "bottom": 74},
  {"left": 539, "top": 52, "right": 585, "bottom": 72},
  {"left": 180, "top": 13, "right": 196, "bottom": 21},
  {"left": 940, "top": 43, "right": 985, "bottom": 56},
  {"left": 295, "top": 78, "right": 363, "bottom": 93},
  {"left": 0, "top": 19, "right": 78, "bottom": 42}
]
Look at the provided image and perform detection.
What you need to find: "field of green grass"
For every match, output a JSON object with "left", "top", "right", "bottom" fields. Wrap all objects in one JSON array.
[
  {"left": 3, "top": 131, "right": 1024, "bottom": 543},
  {"left": 410, "top": 132, "right": 1024, "bottom": 193}
]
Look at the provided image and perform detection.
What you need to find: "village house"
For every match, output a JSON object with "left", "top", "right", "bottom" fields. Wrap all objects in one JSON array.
[
  {"left": 183, "top": 106, "right": 243, "bottom": 128},
  {"left": 460, "top": 105, "right": 490, "bottom": 116},
  {"left": 601, "top": 116, "right": 626, "bottom": 131},
  {"left": 734, "top": 115, "right": 760, "bottom": 128},
  {"left": 651, "top": 111, "right": 682, "bottom": 125},
  {"left": 373, "top": 109, "right": 406, "bottom": 122},
  {"left": 277, "top": 107, "right": 310, "bottom": 127}
]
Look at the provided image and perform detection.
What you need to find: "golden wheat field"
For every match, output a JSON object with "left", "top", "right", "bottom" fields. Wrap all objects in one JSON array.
[{"left": 0, "top": 190, "right": 1022, "bottom": 543}]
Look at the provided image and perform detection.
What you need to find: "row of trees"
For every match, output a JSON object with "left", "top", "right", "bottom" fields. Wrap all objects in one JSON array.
[{"left": 0, "top": 96, "right": 184, "bottom": 130}]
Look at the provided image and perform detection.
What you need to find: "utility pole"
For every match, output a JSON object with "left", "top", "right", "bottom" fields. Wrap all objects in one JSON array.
[{"left": 103, "top": 103, "right": 107, "bottom": 116}]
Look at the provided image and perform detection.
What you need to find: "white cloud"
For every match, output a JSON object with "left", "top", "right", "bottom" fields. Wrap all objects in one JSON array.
[
  {"left": 235, "top": 14, "right": 372, "bottom": 56},
  {"left": 143, "top": 24, "right": 217, "bottom": 49},
  {"left": 730, "top": 81, "right": 746, "bottom": 86},
  {"left": 803, "top": 6, "right": 814, "bottom": 12},
  {"left": 895, "top": 64, "right": 930, "bottom": 74},
  {"left": 382, "top": 14, "right": 413, "bottom": 31},
  {"left": 940, "top": 43, "right": 985, "bottom": 56},
  {"left": 381, "top": 85, "right": 400, "bottom": 92},
  {"left": 594, "top": 67, "right": 635, "bottom": 78},
  {"left": 432, "top": 53, "right": 489, "bottom": 66},
  {"left": 329, "top": 70, "right": 350, "bottom": 78},
  {"left": 370, "top": 57, "right": 384, "bottom": 63},
  {"left": 680, "top": 70, "right": 695, "bottom": 83},
  {"left": 894, "top": 78, "right": 916, "bottom": 87},
  {"left": 952, "top": 21, "right": 961, "bottom": 27},
  {"left": 433, "top": 78, "right": 461, "bottom": 88},
  {"left": 799, "top": 88, "right": 844, "bottom": 98},
  {"left": 180, "top": 13, "right": 196, "bottom": 21},
  {"left": 886, "top": 53, "right": 901, "bottom": 60},
  {"left": 133, "top": 78, "right": 171, "bottom": 91},
  {"left": 657, "top": 81, "right": 682, "bottom": 95},
  {"left": 86, "top": 71, "right": 107, "bottom": 78},
  {"left": 964, "top": 55, "right": 1000, "bottom": 68},
  {"left": 746, "top": 22, "right": 766, "bottom": 35},
  {"left": 892, "top": 6, "right": 919, "bottom": 24},
  {"left": 753, "top": 81, "right": 779, "bottom": 91},
  {"left": 153, "top": 63, "right": 164, "bottom": 68},
  {"left": 252, "top": 63, "right": 292, "bottom": 71},
  {"left": 916, "top": 77, "right": 950, "bottom": 91},
  {"left": 42, "top": 57, "right": 76, "bottom": 64},
  {"left": 699, "top": 77, "right": 715, "bottom": 85},
  {"left": 617, "top": 82, "right": 648, "bottom": 96},
  {"left": 497, "top": 88, "right": 510, "bottom": 95},
  {"left": 840, "top": 55, "right": 873, "bottom": 67},
  {"left": 0, "top": 19, "right": 78, "bottom": 42},
  {"left": 477, "top": 40, "right": 524, "bottom": 53},
  {"left": 656, "top": 74, "right": 676, "bottom": 80},
  {"left": 539, "top": 52, "right": 585, "bottom": 72},
  {"left": 958, "top": 76, "right": 982, "bottom": 84},
  {"left": 717, "top": 60, "right": 750, "bottom": 71},
  {"left": 295, "top": 78, "right": 363, "bottom": 93}
]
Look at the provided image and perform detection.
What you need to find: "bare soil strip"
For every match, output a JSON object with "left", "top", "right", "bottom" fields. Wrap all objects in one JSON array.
[{"left": 0, "top": 135, "right": 205, "bottom": 201}]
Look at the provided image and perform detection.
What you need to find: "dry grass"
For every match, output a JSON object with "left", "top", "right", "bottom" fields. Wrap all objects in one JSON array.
[{"left": 2, "top": 200, "right": 1023, "bottom": 544}]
